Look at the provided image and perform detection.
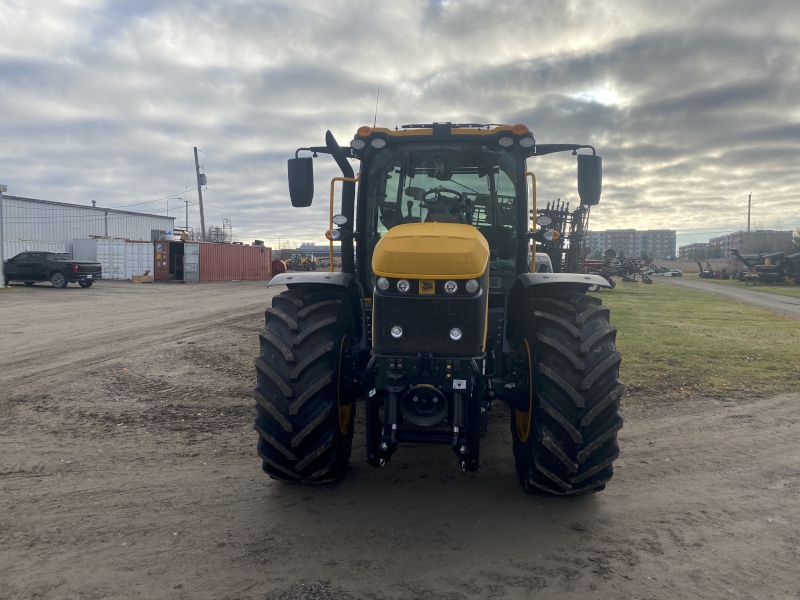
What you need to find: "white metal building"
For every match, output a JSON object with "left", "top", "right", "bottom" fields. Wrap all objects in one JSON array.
[{"left": 2, "top": 195, "right": 174, "bottom": 257}]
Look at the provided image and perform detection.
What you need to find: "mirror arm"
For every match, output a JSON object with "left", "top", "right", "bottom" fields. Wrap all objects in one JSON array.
[
  {"left": 295, "top": 146, "right": 330, "bottom": 158},
  {"left": 530, "top": 143, "right": 596, "bottom": 157},
  {"left": 573, "top": 145, "right": 596, "bottom": 156}
]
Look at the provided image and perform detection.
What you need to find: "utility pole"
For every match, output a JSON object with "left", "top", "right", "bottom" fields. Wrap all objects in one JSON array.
[
  {"left": 747, "top": 192, "right": 752, "bottom": 248},
  {"left": 194, "top": 147, "right": 207, "bottom": 241},
  {"left": 184, "top": 199, "right": 189, "bottom": 231},
  {"left": 0, "top": 184, "right": 6, "bottom": 287}
]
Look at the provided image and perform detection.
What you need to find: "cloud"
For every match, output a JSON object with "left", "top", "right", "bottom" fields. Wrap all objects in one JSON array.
[{"left": 1, "top": 0, "right": 799, "bottom": 248}]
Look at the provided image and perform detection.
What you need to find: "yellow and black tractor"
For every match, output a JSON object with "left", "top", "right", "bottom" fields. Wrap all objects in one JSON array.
[{"left": 254, "top": 123, "right": 623, "bottom": 495}]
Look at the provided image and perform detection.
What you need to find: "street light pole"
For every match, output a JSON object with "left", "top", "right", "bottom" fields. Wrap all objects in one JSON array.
[{"left": 0, "top": 184, "right": 6, "bottom": 287}]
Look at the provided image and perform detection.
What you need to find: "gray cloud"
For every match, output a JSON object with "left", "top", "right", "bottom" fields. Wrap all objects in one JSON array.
[{"left": 1, "top": 0, "right": 799, "bottom": 247}]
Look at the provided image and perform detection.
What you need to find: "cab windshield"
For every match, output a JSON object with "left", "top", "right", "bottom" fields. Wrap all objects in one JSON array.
[{"left": 365, "top": 147, "right": 521, "bottom": 284}]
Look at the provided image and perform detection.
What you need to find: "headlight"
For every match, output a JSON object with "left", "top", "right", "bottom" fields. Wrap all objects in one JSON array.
[
  {"left": 370, "top": 138, "right": 386, "bottom": 149},
  {"left": 449, "top": 328, "right": 462, "bottom": 341},
  {"left": 465, "top": 279, "right": 479, "bottom": 293},
  {"left": 543, "top": 229, "right": 561, "bottom": 242},
  {"left": 396, "top": 279, "right": 410, "bottom": 293},
  {"left": 443, "top": 280, "right": 458, "bottom": 294},
  {"left": 391, "top": 326, "right": 403, "bottom": 339},
  {"left": 498, "top": 136, "right": 514, "bottom": 147},
  {"left": 376, "top": 277, "right": 389, "bottom": 291},
  {"left": 332, "top": 214, "right": 348, "bottom": 226},
  {"left": 350, "top": 139, "right": 366, "bottom": 149},
  {"left": 519, "top": 137, "right": 535, "bottom": 148}
]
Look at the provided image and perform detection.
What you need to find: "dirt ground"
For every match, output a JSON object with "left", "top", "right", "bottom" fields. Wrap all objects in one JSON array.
[
  {"left": 1, "top": 281, "right": 799, "bottom": 600},
  {"left": 656, "top": 277, "right": 800, "bottom": 320}
]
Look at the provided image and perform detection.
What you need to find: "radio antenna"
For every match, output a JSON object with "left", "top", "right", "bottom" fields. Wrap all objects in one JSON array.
[{"left": 373, "top": 86, "right": 380, "bottom": 127}]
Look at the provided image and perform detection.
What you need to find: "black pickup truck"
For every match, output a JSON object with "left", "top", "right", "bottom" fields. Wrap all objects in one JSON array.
[{"left": 3, "top": 251, "right": 102, "bottom": 288}]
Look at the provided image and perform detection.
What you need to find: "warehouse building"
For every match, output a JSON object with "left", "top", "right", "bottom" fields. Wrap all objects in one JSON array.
[{"left": 1, "top": 194, "right": 175, "bottom": 257}]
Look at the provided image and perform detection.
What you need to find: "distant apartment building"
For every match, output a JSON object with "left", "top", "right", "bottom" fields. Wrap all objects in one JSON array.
[
  {"left": 586, "top": 229, "right": 677, "bottom": 260},
  {"left": 709, "top": 230, "right": 792, "bottom": 255},
  {"left": 678, "top": 242, "right": 710, "bottom": 261}
]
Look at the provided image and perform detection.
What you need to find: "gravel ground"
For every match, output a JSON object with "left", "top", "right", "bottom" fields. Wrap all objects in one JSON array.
[
  {"left": 655, "top": 276, "right": 800, "bottom": 319},
  {"left": 1, "top": 280, "right": 799, "bottom": 599}
]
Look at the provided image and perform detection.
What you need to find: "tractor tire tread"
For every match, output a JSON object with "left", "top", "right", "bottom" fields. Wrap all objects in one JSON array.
[
  {"left": 513, "top": 290, "right": 623, "bottom": 496},
  {"left": 254, "top": 288, "right": 355, "bottom": 483}
]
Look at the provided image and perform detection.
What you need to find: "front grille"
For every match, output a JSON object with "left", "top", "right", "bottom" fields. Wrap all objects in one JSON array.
[{"left": 372, "top": 293, "right": 486, "bottom": 356}]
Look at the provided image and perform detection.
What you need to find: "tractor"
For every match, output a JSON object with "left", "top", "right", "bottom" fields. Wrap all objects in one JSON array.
[
  {"left": 254, "top": 123, "right": 623, "bottom": 495},
  {"left": 285, "top": 253, "right": 319, "bottom": 271}
]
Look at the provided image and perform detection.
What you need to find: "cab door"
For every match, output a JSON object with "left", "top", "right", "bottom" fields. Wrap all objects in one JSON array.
[
  {"left": 28, "top": 253, "right": 47, "bottom": 280},
  {"left": 5, "top": 253, "right": 28, "bottom": 279}
]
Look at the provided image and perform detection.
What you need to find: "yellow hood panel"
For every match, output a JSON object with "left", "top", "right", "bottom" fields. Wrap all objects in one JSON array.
[{"left": 372, "top": 223, "right": 490, "bottom": 279}]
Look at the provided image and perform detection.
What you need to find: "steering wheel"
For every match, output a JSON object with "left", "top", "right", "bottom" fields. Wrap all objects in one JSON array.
[{"left": 420, "top": 187, "right": 464, "bottom": 207}]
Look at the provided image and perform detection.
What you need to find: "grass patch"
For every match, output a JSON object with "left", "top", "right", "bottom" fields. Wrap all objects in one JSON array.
[
  {"left": 593, "top": 284, "right": 800, "bottom": 401},
  {"left": 693, "top": 277, "right": 800, "bottom": 298}
]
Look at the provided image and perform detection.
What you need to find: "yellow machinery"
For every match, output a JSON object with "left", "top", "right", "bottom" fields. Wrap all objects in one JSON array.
[{"left": 254, "top": 123, "right": 623, "bottom": 496}]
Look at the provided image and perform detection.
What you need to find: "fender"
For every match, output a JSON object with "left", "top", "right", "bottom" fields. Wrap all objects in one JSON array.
[
  {"left": 503, "top": 272, "right": 611, "bottom": 352},
  {"left": 268, "top": 271, "right": 367, "bottom": 348},
  {"left": 514, "top": 272, "right": 611, "bottom": 290}
]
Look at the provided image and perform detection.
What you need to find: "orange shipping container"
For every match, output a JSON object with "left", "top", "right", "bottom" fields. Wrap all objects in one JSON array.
[{"left": 198, "top": 243, "right": 272, "bottom": 282}]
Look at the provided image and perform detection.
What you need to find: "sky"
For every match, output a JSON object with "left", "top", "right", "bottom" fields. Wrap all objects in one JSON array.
[{"left": 1, "top": 0, "right": 798, "bottom": 249}]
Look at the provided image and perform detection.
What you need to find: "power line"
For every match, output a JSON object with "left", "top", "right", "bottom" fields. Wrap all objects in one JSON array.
[
  {"left": 198, "top": 149, "right": 284, "bottom": 182},
  {"left": 115, "top": 187, "right": 198, "bottom": 208}
]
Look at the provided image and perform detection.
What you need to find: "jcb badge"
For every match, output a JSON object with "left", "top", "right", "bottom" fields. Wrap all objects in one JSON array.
[{"left": 419, "top": 280, "right": 435, "bottom": 294}]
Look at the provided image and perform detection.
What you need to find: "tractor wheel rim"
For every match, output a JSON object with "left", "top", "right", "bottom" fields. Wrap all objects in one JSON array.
[
  {"left": 514, "top": 338, "right": 533, "bottom": 443},
  {"left": 337, "top": 334, "right": 352, "bottom": 435}
]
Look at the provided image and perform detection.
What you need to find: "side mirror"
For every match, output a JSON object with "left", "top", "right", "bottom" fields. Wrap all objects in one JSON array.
[
  {"left": 577, "top": 154, "right": 602, "bottom": 206},
  {"left": 288, "top": 157, "right": 314, "bottom": 207}
]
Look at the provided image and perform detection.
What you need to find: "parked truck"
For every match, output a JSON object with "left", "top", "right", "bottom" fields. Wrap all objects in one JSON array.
[{"left": 3, "top": 251, "right": 102, "bottom": 288}]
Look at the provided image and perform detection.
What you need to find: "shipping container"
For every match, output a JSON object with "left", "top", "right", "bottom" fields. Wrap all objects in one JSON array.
[
  {"left": 3, "top": 240, "right": 67, "bottom": 259},
  {"left": 153, "top": 241, "right": 272, "bottom": 282},
  {"left": 124, "top": 242, "right": 155, "bottom": 279},
  {"left": 97, "top": 239, "right": 126, "bottom": 280},
  {"left": 73, "top": 238, "right": 154, "bottom": 280},
  {"left": 153, "top": 241, "right": 171, "bottom": 281},
  {"left": 185, "top": 243, "right": 200, "bottom": 282},
  {"left": 72, "top": 239, "right": 98, "bottom": 262},
  {"left": 199, "top": 242, "right": 271, "bottom": 281}
]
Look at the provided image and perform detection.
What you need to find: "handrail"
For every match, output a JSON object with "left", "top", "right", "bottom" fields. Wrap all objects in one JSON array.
[
  {"left": 526, "top": 171, "right": 536, "bottom": 272},
  {"left": 329, "top": 173, "right": 361, "bottom": 272}
]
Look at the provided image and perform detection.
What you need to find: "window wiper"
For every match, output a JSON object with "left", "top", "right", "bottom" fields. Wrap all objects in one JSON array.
[
  {"left": 446, "top": 180, "right": 483, "bottom": 196},
  {"left": 489, "top": 265, "right": 515, "bottom": 275}
]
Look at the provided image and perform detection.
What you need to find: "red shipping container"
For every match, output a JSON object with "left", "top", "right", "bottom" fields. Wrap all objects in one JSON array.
[
  {"left": 198, "top": 242, "right": 272, "bottom": 282},
  {"left": 153, "top": 241, "right": 171, "bottom": 281}
]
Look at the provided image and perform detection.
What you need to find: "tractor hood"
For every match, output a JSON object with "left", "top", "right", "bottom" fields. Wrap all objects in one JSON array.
[{"left": 372, "top": 223, "right": 490, "bottom": 279}]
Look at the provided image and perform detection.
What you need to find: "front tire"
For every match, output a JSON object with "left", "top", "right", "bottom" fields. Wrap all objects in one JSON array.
[
  {"left": 254, "top": 287, "right": 356, "bottom": 483},
  {"left": 512, "top": 290, "right": 623, "bottom": 495},
  {"left": 50, "top": 272, "right": 67, "bottom": 288}
]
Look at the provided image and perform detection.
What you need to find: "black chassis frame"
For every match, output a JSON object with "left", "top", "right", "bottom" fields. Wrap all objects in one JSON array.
[{"left": 274, "top": 123, "right": 609, "bottom": 471}]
